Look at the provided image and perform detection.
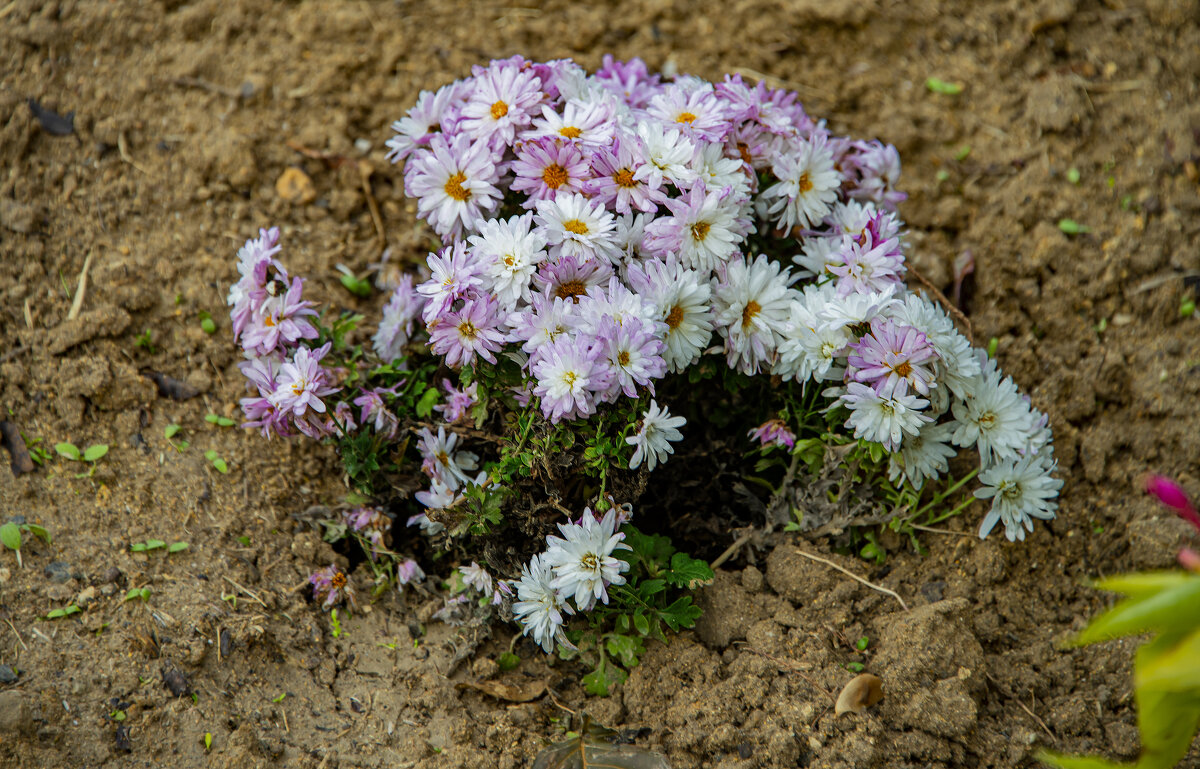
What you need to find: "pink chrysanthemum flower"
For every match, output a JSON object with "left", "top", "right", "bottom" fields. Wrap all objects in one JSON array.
[
  {"left": 353, "top": 388, "right": 400, "bottom": 439},
  {"left": 531, "top": 335, "right": 609, "bottom": 422},
  {"left": 428, "top": 295, "right": 506, "bottom": 368},
  {"left": 239, "top": 274, "right": 320, "bottom": 356},
  {"left": 748, "top": 418, "right": 796, "bottom": 450},
  {"left": 510, "top": 138, "right": 590, "bottom": 203},
  {"left": 417, "top": 241, "right": 484, "bottom": 324},
  {"left": 534, "top": 193, "right": 620, "bottom": 263},
  {"left": 310, "top": 565, "right": 355, "bottom": 610},
  {"left": 267, "top": 343, "right": 339, "bottom": 439},
  {"left": 847, "top": 317, "right": 939, "bottom": 399},
  {"left": 585, "top": 133, "right": 666, "bottom": 215},
  {"left": 525, "top": 99, "right": 616, "bottom": 148},
  {"left": 459, "top": 62, "right": 544, "bottom": 147},
  {"left": 647, "top": 83, "right": 732, "bottom": 142},
  {"left": 643, "top": 184, "right": 749, "bottom": 272},
  {"left": 405, "top": 133, "right": 502, "bottom": 240},
  {"left": 533, "top": 254, "right": 614, "bottom": 304},
  {"left": 433, "top": 379, "right": 480, "bottom": 423},
  {"left": 373, "top": 275, "right": 425, "bottom": 363},
  {"left": 385, "top": 83, "right": 464, "bottom": 164}
]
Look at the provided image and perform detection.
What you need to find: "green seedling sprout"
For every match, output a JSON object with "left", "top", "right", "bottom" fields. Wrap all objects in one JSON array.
[
  {"left": 1, "top": 522, "right": 50, "bottom": 568},
  {"left": 164, "top": 424, "right": 188, "bottom": 452},
  {"left": 130, "top": 539, "right": 188, "bottom": 554},
  {"left": 1066, "top": 167, "right": 1081, "bottom": 184},
  {"left": 55, "top": 442, "right": 109, "bottom": 478},
  {"left": 43, "top": 604, "right": 81, "bottom": 620},
  {"left": 205, "top": 413, "right": 236, "bottom": 427},
  {"left": 204, "top": 449, "right": 229, "bottom": 474},
  {"left": 124, "top": 587, "right": 151, "bottom": 603},
  {"left": 336, "top": 264, "right": 373, "bottom": 297},
  {"left": 198, "top": 310, "right": 217, "bottom": 335},
  {"left": 204, "top": 733, "right": 213, "bottom": 752},
  {"left": 1180, "top": 297, "right": 1195, "bottom": 318},
  {"left": 1057, "top": 218, "right": 1090, "bottom": 235},
  {"left": 925, "top": 77, "right": 963, "bottom": 95},
  {"left": 954, "top": 145, "right": 971, "bottom": 161},
  {"left": 330, "top": 608, "right": 343, "bottom": 638},
  {"left": 134, "top": 329, "right": 156, "bottom": 354}
]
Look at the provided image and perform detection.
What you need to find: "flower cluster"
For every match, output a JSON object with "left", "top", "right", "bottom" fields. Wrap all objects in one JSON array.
[
  {"left": 228, "top": 228, "right": 341, "bottom": 439},
  {"left": 384, "top": 55, "right": 1059, "bottom": 545}
]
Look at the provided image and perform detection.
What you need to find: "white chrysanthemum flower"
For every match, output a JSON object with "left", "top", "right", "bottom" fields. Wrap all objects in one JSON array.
[
  {"left": 468, "top": 214, "right": 548, "bottom": 310},
  {"left": 543, "top": 507, "right": 631, "bottom": 611},
  {"left": 711, "top": 255, "right": 796, "bottom": 375},
  {"left": 890, "top": 293, "right": 980, "bottom": 401},
  {"left": 814, "top": 286, "right": 898, "bottom": 335},
  {"left": 459, "top": 561, "right": 493, "bottom": 594},
  {"left": 975, "top": 453, "right": 1062, "bottom": 541},
  {"left": 513, "top": 553, "right": 571, "bottom": 653},
  {"left": 775, "top": 285, "right": 851, "bottom": 382},
  {"left": 887, "top": 421, "right": 958, "bottom": 490},
  {"left": 950, "top": 355, "right": 1035, "bottom": 465},
  {"left": 613, "top": 213, "right": 650, "bottom": 262},
  {"left": 692, "top": 142, "right": 752, "bottom": 200},
  {"left": 626, "top": 399, "right": 686, "bottom": 471},
  {"left": 416, "top": 426, "right": 479, "bottom": 491},
  {"left": 534, "top": 193, "right": 620, "bottom": 263},
  {"left": 634, "top": 121, "right": 699, "bottom": 188},
  {"left": 792, "top": 235, "right": 841, "bottom": 280},
  {"left": 826, "top": 200, "right": 878, "bottom": 238},
  {"left": 760, "top": 136, "right": 840, "bottom": 231},
  {"left": 627, "top": 257, "right": 714, "bottom": 373},
  {"left": 840, "top": 381, "right": 932, "bottom": 452}
]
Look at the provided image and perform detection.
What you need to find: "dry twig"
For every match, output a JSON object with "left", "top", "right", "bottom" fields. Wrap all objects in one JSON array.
[
  {"left": 794, "top": 548, "right": 910, "bottom": 611},
  {"left": 221, "top": 575, "right": 269, "bottom": 608},
  {"left": 67, "top": 251, "right": 94, "bottom": 320}
]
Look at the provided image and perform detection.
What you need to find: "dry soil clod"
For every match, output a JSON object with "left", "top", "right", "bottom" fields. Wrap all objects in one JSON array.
[{"left": 834, "top": 673, "right": 884, "bottom": 716}]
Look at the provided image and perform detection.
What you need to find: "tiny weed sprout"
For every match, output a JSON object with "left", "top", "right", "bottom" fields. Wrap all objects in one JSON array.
[
  {"left": 1040, "top": 476, "right": 1200, "bottom": 769},
  {"left": 205, "top": 413, "right": 236, "bottom": 427},
  {"left": 43, "top": 604, "right": 81, "bottom": 620},
  {"left": 203, "top": 449, "right": 229, "bottom": 474},
  {"left": 198, "top": 310, "right": 217, "bottom": 335},
  {"left": 227, "top": 57, "right": 1058, "bottom": 692},
  {"left": 164, "top": 423, "right": 188, "bottom": 452},
  {"left": 55, "top": 442, "right": 109, "bottom": 478},
  {"left": 124, "top": 587, "right": 151, "bottom": 602},
  {"left": 134, "top": 328, "right": 156, "bottom": 354},
  {"left": 1066, "top": 167, "right": 1081, "bottom": 185},
  {"left": 1057, "top": 218, "right": 1090, "bottom": 235}
]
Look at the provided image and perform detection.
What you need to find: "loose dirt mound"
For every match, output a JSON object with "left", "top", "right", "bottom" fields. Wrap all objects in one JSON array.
[{"left": 2, "top": 1, "right": 1199, "bottom": 767}]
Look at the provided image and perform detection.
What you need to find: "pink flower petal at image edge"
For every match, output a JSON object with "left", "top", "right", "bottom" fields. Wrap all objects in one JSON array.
[{"left": 1144, "top": 474, "right": 1200, "bottom": 532}]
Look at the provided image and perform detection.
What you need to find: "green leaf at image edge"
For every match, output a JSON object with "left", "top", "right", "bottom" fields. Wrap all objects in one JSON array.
[
  {"left": 1035, "top": 750, "right": 1133, "bottom": 769},
  {"left": 0, "top": 522, "right": 21, "bottom": 551}
]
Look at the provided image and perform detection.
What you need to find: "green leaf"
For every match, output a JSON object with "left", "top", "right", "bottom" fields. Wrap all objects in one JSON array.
[
  {"left": 55, "top": 442, "right": 81, "bottom": 461},
  {"left": 632, "top": 612, "right": 650, "bottom": 637},
  {"left": 925, "top": 77, "right": 964, "bottom": 95},
  {"left": 1034, "top": 751, "right": 1132, "bottom": 769},
  {"left": 168, "top": 542, "right": 189, "bottom": 554},
  {"left": 204, "top": 449, "right": 218, "bottom": 461},
  {"left": 0, "top": 522, "right": 21, "bottom": 551},
  {"left": 1058, "top": 218, "right": 1091, "bottom": 235},
  {"left": 638, "top": 579, "right": 666, "bottom": 597},
  {"left": 1133, "top": 633, "right": 1200, "bottom": 769},
  {"left": 605, "top": 634, "right": 644, "bottom": 669},
  {"left": 659, "top": 596, "right": 702, "bottom": 632},
  {"left": 46, "top": 608, "right": 67, "bottom": 619},
  {"left": 1093, "top": 572, "right": 1193, "bottom": 601},
  {"left": 130, "top": 542, "right": 147, "bottom": 552},
  {"left": 1068, "top": 578, "right": 1200, "bottom": 646},
  {"left": 124, "top": 588, "right": 142, "bottom": 602},
  {"left": 164, "top": 424, "right": 182, "bottom": 439},
  {"left": 666, "top": 552, "right": 715, "bottom": 589},
  {"left": 21, "top": 524, "right": 50, "bottom": 544},
  {"left": 1137, "top": 626, "right": 1200, "bottom": 692},
  {"left": 145, "top": 539, "right": 167, "bottom": 550},
  {"left": 82, "top": 444, "right": 109, "bottom": 462},
  {"left": 582, "top": 663, "right": 627, "bottom": 697},
  {"left": 212, "top": 458, "right": 229, "bottom": 474},
  {"left": 497, "top": 652, "right": 520, "bottom": 672},
  {"left": 340, "top": 272, "right": 373, "bottom": 297},
  {"left": 200, "top": 317, "right": 217, "bottom": 335},
  {"left": 855, "top": 636, "right": 869, "bottom": 651},
  {"left": 415, "top": 387, "right": 440, "bottom": 419}
]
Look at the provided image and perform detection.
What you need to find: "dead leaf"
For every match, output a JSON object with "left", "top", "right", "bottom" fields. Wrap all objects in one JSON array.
[
  {"left": 835, "top": 673, "right": 883, "bottom": 715},
  {"left": 533, "top": 722, "right": 670, "bottom": 769},
  {"left": 456, "top": 679, "right": 546, "bottom": 703}
]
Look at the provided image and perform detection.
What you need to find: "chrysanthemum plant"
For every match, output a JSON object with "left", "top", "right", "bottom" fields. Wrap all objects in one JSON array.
[
  {"left": 1039, "top": 477, "right": 1200, "bottom": 769},
  {"left": 227, "top": 56, "right": 1059, "bottom": 690}
]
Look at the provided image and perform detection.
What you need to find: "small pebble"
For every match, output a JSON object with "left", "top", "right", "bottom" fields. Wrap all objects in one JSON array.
[
  {"left": 354, "top": 138, "right": 372, "bottom": 154},
  {"left": 44, "top": 562, "right": 71, "bottom": 584},
  {"left": 275, "top": 167, "right": 316, "bottom": 204},
  {"left": 0, "top": 665, "right": 17, "bottom": 684}
]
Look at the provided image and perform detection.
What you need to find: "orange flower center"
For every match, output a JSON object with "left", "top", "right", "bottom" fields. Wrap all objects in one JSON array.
[
  {"left": 894, "top": 361, "right": 912, "bottom": 378},
  {"left": 555, "top": 280, "right": 589, "bottom": 302},
  {"left": 676, "top": 112, "right": 697, "bottom": 124},
  {"left": 559, "top": 126, "right": 582, "bottom": 139},
  {"left": 331, "top": 572, "right": 347, "bottom": 590},
  {"left": 542, "top": 163, "right": 569, "bottom": 189},
  {"left": 741, "top": 300, "right": 761, "bottom": 329},
  {"left": 690, "top": 221, "right": 711, "bottom": 242},
  {"left": 458, "top": 320, "right": 478, "bottom": 339},
  {"left": 490, "top": 101, "right": 509, "bottom": 119},
  {"left": 613, "top": 168, "right": 637, "bottom": 188},
  {"left": 443, "top": 172, "right": 471, "bottom": 201},
  {"left": 618, "top": 351, "right": 631, "bottom": 366},
  {"left": 562, "top": 219, "right": 589, "bottom": 235},
  {"left": 665, "top": 305, "right": 684, "bottom": 329},
  {"left": 797, "top": 172, "right": 813, "bottom": 194}
]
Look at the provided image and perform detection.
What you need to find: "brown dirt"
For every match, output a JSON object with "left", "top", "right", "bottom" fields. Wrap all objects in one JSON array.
[{"left": 3, "top": 0, "right": 1200, "bottom": 767}]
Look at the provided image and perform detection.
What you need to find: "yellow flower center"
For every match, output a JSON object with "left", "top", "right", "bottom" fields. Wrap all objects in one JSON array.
[
  {"left": 542, "top": 163, "right": 569, "bottom": 189},
  {"left": 559, "top": 126, "right": 582, "bottom": 139},
  {"left": 490, "top": 101, "right": 509, "bottom": 119},
  {"left": 330, "top": 571, "right": 347, "bottom": 590},
  {"left": 797, "top": 171, "right": 813, "bottom": 194},
  {"left": 618, "top": 351, "right": 630, "bottom": 366},
  {"left": 457, "top": 320, "right": 478, "bottom": 340},
  {"left": 562, "top": 219, "right": 589, "bottom": 235},
  {"left": 741, "top": 300, "right": 761, "bottom": 330},
  {"left": 443, "top": 172, "right": 471, "bottom": 202},
  {"left": 676, "top": 112, "right": 697, "bottom": 124},
  {"left": 894, "top": 361, "right": 912, "bottom": 378},
  {"left": 665, "top": 305, "right": 684, "bottom": 329},
  {"left": 563, "top": 371, "right": 578, "bottom": 386},
  {"left": 503, "top": 254, "right": 516, "bottom": 267},
  {"left": 581, "top": 552, "right": 600, "bottom": 571},
  {"left": 690, "top": 221, "right": 711, "bottom": 242},
  {"left": 613, "top": 168, "right": 637, "bottom": 188}
]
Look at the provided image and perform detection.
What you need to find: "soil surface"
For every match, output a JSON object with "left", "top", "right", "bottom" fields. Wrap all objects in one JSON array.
[{"left": 3, "top": 1, "right": 1200, "bottom": 767}]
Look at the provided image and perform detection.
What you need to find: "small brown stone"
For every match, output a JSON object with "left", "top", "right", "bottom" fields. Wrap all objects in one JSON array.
[{"left": 275, "top": 167, "right": 316, "bottom": 204}]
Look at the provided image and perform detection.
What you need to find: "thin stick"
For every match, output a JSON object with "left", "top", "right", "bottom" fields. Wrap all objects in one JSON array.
[
  {"left": 709, "top": 532, "right": 753, "bottom": 570},
  {"left": 907, "top": 265, "right": 973, "bottom": 343},
  {"left": 1133, "top": 270, "right": 1200, "bottom": 294},
  {"left": 117, "top": 132, "right": 147, "bottom": 174},
  {"left": 172, "top": 77, "right": 241, "bottom": 100},
  {"left": 794, "top": 548, "right": 910, "bottom": 611},
  {"left": 1017, "top": 698, "right": 1055, "bottom": 739},
  {"left": 221, "top": 575, "right": 268, "bottom": 608},
  {"left": 67, "top": 251, "right": 94, "bottom": 320},
  {"left": 910, "top": 523, "right": 973, "bottom": 538},
  {"left": 358, "top": 161, "right": 387, "bottom": 255},
  {"left": 23, "top": 298, "right": 32, "bottom": 329},
  {"left": 4, "top": 617, "right": 29, "bottom": 651},
  {"left": 282, "top": 708, "right": 289, "bottom": 733}
]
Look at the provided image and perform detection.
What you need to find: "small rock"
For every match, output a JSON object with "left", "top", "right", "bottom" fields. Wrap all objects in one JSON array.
[
  {"left": 0, "top": 665, "right": 17, "bottom": 683},
  {"left": 276, "top": 167, "right": 316, "bottom": 204},
  {"left": 162, "top": 660, "right": 191, "bottom": 698},
  {"left": 0, "top": 690, "right": 32, "bottom": 734},
  {"left": 100, "top": 566, "right": 123, "bottom": 585},
  {"left": 694, "top": 571, "right": 767, "bottom": 649},
  {"left": 740, "top": 565, "right": 764, "bottom": 593},
  {"left": 74, "top": 585, "right": 97, "bottom": 608},
  {"left": 44, "top": 561, "right": 71, "bottom": 584},
  {"left": 919, "top": 581, "right": 946, "bottom": 603}
]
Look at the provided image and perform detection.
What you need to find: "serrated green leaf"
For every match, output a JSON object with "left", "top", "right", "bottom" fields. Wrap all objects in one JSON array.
[
  {"left": 605, "top": 634, "right": 643, "bottom": 668},
  {"left": 667, "top": 552, "right": 715, "bottom": 589},
  {"left": 168, "top": 542, "right": 189, "bottom": 554},
  {"left": 582, "top": 668, "right": 611, "bottom": 697},
  {"left": 1068, "top": 578, "right": 1200, "bottom": 646},
  {"left": 0, "top": 522, "right": 22, "bottom": 551},
  {"left": 660, "top": 596, "right": 702, "bottom": 631},
  {"left": 82, "top": 444, "right": 109, "bottom": 462},
  {"left": 638, "top": 579, "right": 666, "bottom": 596},
  {"left": 55, "top": 442, "right": 81, "bottom": 461}
]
